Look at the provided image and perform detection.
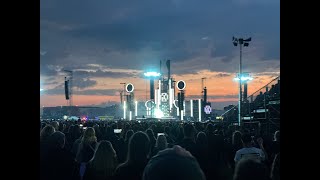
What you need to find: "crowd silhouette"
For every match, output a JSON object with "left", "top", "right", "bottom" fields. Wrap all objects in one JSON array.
[{"left": 40, "top": 120, "right": 280, "bottom": 180}]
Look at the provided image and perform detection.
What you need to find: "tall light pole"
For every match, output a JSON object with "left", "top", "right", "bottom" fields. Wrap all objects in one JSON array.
[{"left": 232, "top": 36, "right": 251, "bottom": 126}]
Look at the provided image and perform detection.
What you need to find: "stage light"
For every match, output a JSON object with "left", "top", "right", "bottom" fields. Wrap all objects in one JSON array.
[
  {"left": 123, "top": 101, "right": 126, "bottom": 119},
  {"left": 233, "top": 73, "right": 253, "bottom": 82},
  {"left": 144, "top": 72, "right": 161, "bottom": 77},
  {"left": 135, "top": 101, "right": 138, "bottom": 116},
  {"left": 40, "top": 89, "right": 44, "bottom": 91},
  {"left": 198, "top": 99, "right": 201, "bottom": 121},
  {"left": 190, "top": 100, "right": 193, "bottom": 117},
  {"left": 155, "top": 108, "right": 164, "bottom": 118},
  {"left": 129, "top": 111, "right": 132, "bottom": 121}
]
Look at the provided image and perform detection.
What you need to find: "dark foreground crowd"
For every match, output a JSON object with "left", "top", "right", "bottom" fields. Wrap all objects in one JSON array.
[{"left": 40, "top": 120, "right": 280, "bottom": 180}]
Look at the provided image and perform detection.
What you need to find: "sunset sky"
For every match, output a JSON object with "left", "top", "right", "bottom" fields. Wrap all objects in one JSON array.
[{"left": 40, "top": 0, "right": 279, "bottom": 110}]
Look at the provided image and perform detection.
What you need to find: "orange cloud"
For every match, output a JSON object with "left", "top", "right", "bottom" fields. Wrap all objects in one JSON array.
[{"left": 40, "top": 70, "right": 279, "bottom": 108}]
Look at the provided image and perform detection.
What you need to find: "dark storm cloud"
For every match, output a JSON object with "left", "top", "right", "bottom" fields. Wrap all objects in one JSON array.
[
  {"left": 42, "top": 81, "right": 59, "bottom": 86},
  {"left": 46, "top": 76, "right": 98, "bottom": 90},
  {"left": 72, "top": 77, "right": 97, "bottom": 89},
  {"left": 188, "top": 94, "right": 238, "bottom": 99},
  {"left": 44, "top": 82, "right": 116, "bottom": 96},
  {"left": 44, "top": 84, "right": 64, "bottom": 95},
  {"left": 215, "top": 73, "right": 232, "bottom": 78},
  {"left": 40, "top": 63, "right": 59, "bottom": 76},
  {"left": 74, "top": 70, "right": 137, "bottom": 79},
  {"left": 40, "top": 0, "right": 279, "bottom": 76},
  {"left": 76, "top": 89, "right": 117, "bottom": 96},
  {"left": 45, "top": 88, "right": 117, "bottom": 96}
]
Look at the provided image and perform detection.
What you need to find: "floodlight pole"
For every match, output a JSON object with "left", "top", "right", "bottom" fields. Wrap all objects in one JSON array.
[{"left": 233, "top": 37, "right": 251, "bottom": 126}]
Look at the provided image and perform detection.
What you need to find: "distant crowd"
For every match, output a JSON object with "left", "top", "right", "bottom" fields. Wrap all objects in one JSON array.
[{"left": 40, "top": 120, "right": 280, "bottom": 180}]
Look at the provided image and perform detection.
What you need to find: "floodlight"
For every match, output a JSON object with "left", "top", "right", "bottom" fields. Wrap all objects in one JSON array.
[{"left": 144, "top": 72, "right": 161, "bottom": 77}]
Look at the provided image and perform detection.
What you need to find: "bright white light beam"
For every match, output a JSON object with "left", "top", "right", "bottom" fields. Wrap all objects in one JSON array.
[
  {"left": 233, "top": 76, "right": 253, "bottom": 81},
  {"left": 198, "top": 99, "right": 201, "bottom": 121},
  {"left": 144, "top": 72, "right": 161, "bottom": 77},
  {"left": 123, "top": 101, "right": 126, "bottom": 119},
  {"left": 135, "top": 101, "right": 138, "bottom": 116},
  {"left": 190, "top": 100, "right": 193, "bottom": 117}
]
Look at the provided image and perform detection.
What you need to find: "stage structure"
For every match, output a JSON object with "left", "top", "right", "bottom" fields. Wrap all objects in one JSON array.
[
  {"left": 147, "top": 60, "right": 189, "bottom": 119},
  {"left": 144, "top": 60, "right": 214, "bottom": 120},
  {"left": 176, "top": 80, "right": 186, "bottom": 120},
  {"left": 147, "top": 60, "right": 174, "bottom": 118},
  {"left": 123, "top": 83, "right": 135, "bottom": 120}
]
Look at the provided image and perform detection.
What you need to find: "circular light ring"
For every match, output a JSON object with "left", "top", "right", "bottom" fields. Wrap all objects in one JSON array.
[
  {"left": 145, "top": 100, "right": 155, "bottom": 108},
  {"left": 176, "top": 80, "right": 186, "bottom": 90},
  {"left": 173, "top": 100, "right": 179, "bottom": 108},
  {"left": 126, "top": 83, "right": 134, "bottom": 93}
]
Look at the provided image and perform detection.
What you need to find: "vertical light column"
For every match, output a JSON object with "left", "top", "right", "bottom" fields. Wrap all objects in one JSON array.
[
  {"left": 135, "top": 101, "right": 138, "bottom": 117},
  {"left": 177, "top": 107, "right": 179, "bottom": 116},
  {"left": 198, "top": 99, "right": 201, "bottom": 121},
  {"left": 158, "top": 80, "right": 161, "bottom": 109},
  {"left": 155, "top": 89, "right": 158, "bottom": 109},
  {"left": 169, "top": 79, "right": 172, "bottom": 110},
  {"left": 129, "top": 111, "right": 132, "bottom": 121},
  {"left": 190, "top": 100, "right": 193, "bottom": 117},
  {"left": 180, "top": 110, "right": 183, "bottom": 120},
  {"left": 123, "top": 101, "right": 126, "bottom": 119}
]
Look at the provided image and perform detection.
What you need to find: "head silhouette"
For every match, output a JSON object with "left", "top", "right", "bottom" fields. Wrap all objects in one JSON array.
[
  {"left": 156, "top": 135, "right": 168, "bottom": 151},
  {"left": 51, "top": 121, "right": 59, "bottom": 131},
  {"left": 206, "top": 123, "right": 214, "bottom": 133},
  {"left": 183, "top": 124, "right": 195, "bottom": 138},
  {"left": 196, "top": 132, "right": 208, "bottom": 146},
  {"left": 146, "top": 129, "right": 156, "bottom": 141},
  {"left": 82, "top": 127, "right": 97, "bottom": 144},
  {"left": 127, "top": 131, "right": 150, "bottom": 164},
  {"left": 125, "top": 130, "right": 134, "bottom": 142},
  {"left": 40, "top": 125, "right": 55, "bottom": 142},
  {"left": 232, "top": 131, "right": 242, "bottom": 146},
  {"left": 49, "top": 131, "right": 65, "bottom": 149},
  {"left": 241, "top": 133, "right": 253, "bottom": 147},
  {"left": 91, "top": 140, "right": 117, "bottom": 176},
  {"left": 143, "top": 145, "right": 205, "bottom": 180},
  {"left": 234, "top": 158, "right": 270, "bottom": 180}
]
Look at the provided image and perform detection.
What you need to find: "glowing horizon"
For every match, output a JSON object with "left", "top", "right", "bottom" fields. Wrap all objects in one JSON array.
[{"left": 40, "top": 71, "right": 279, "bottom": 109}]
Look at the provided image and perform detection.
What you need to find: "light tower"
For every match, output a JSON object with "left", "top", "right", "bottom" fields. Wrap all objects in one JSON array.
[{"left": 232, "top": 36, "right": 252, "bottom": 126}]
